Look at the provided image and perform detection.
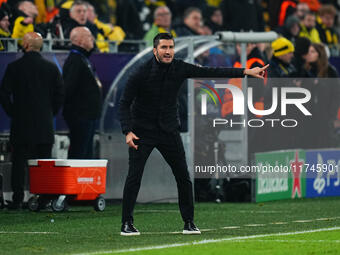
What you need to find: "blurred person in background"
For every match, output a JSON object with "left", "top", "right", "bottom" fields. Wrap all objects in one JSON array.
[
  {"left": 175, "top": 7, "right": 202, "bottom": 36},
  {"left": 256, "top": 42, "right": 272, "bottom": 64},
  {"left": 301, "top": 42, "right": 340, "bottom": 148},
  {"left": 43, "top": 0, "right": 60, "bottom": 23},
  {"left": 316, "top": 4, "right": 339, "bottom": 48},
  {"left": 0, "top": 32, "right": 63, "bottom": 209},
  {"left": 86, "top": 3, "right": 125, "bottom": 44},
  {"left": 296, "top": 1, "right": 310, "bottom": 21},
  {"left": 11, "top": 1, "right": 38, "bottom": 46},
  {"left": 0, "top": 8, "right": 10, "bottom": 50},
  {"left": 62, "top": 0, "right": 87, "bottom": 38},
  {"left": 170, "top": 0, "right": 207, "bottom": 25},
  {"left": 144, "top": 6, "right": 176, "bottom": 46},
  {"left": 268, "top": 37, "right": 296, "bottom": 78},
  {"left": 86, "top": 2, "right": 125, "bottom": 52},
  {"left": 85, "top": 2, "right": 106, "bottom": 52},
  {"left": 299, "top": 11, "right": 321, "bottom": 43},
  {"left": 63, "top": 27, "right": 102, "bottom": 159},
  {"left": 275, "top": 15, "right": 301, "bottom": 44},
  {"left": 204, "top": 7, "right": 223, "bottom": 33},
  {"left": 292, "top": 36, "right": 312, "bottom": 77},
  {"left": 62, "top": 0, "right": 94, "bottom": 39}
]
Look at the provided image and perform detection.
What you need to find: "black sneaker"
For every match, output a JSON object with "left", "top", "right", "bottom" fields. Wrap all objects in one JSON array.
[
  {"left": 183, "top": 221, "right": 201, "bottom": 235},
  {"left": 120, "top": 222, "right": 140, "bottom": 236}
]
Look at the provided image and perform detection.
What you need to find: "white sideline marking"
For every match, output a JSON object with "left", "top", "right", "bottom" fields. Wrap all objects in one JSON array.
[
  {"left": 293, "top": 220, "right": 315, "bottom": 223},
  {"left": 0, "top": 231, "right": 58, "bottom": 234},
  {"left": 244, "top": 224, "right": 266, "bottom": 227},
  {"left": 221, "top": 226, "right": 240, "bottom": 229},
  {"left": 270, "top": 222, "right": 288, "bottom": 225},
  {"left": 239, "top": 210, "right": 283, "bottom": 214},
  {"left": 145, "top": 229, "right": 214, "bottom": 235},
  {"left": 316, "top": 218, "right": 336, "bottom": 221},
  {"left": 73, "top": 226, "right": 340, "bottom": 255},
  {"left": 234, "top": 239, "right": 340, "bottom": 243}
]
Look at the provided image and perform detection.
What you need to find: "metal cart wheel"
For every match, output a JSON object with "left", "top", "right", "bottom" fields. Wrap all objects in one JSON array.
[
  {"left": 94, "top": 196, "right": 105, "bottom": 211},
  {"left": 51, "top": 196, "right": 68, "bottom": 212},
  {"left": 28, "top": 197, "right": 39, "bottom": 211},
  {"left": 37, "top": 196, "right": 51, "bottom": 210}
]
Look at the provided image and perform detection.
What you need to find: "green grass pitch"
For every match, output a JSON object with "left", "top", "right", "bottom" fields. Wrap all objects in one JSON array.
[{"left": 1, "top": 197, "right": 340, "bottom": 255}]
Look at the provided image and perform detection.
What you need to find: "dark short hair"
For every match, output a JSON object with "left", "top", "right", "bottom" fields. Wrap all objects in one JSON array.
[
  {"left": 153, "top": 33, "right": 174, "bottom": 48},
  {"left": 319, "top": 4, "right": 337, "bottom": 17},
  {"left": 71, "top": 0, "right": 87, "bottom": 11},
  {"left": 183, "top": 7, "right": 201, "bottom": 20}
]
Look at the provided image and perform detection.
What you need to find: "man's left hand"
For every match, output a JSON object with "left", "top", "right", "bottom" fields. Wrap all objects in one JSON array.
[{"left": 244, "top": 64, "right": 269, "bottom": 79}]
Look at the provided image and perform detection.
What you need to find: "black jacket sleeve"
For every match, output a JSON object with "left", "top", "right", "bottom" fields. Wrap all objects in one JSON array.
[
  {"left": 0, "top": 64, "right": 14, "bottom": 117},
  {"left": 119, "top": 67, "right": 144, "bottom": 135},
  {"left": 181, "top": 61, "right": 245, "bottom": 79}
]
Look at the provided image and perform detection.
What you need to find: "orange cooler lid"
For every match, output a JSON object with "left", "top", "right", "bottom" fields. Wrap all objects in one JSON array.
[{"left": 28, "top": 159, "right": 108, "bottom": 167}]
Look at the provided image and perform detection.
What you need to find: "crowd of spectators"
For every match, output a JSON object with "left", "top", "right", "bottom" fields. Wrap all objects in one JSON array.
[{"left": 0, "top": 0, "right": 339, "bottom": 53}]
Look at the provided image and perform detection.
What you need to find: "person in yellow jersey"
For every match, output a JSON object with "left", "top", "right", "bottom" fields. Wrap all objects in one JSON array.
[
  {"left": 86, "top": 2, "right": 125, "bottom": 52},
  {"left": 11, "top": 1, "right": 38, "bottom": 46},
  {"left": 315, "top": 4, "right": 339, "bottom": 48},
  {"left": 299, "top": 11, "right": 321, "bottom": 43},
  {"left": 0, "top": 8, "right": 10, "bottom": 51}
]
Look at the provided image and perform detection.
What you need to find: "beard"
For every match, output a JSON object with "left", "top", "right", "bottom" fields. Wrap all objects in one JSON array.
[{"left": 156, "top": 51, "right": 173, "bottom": 64}]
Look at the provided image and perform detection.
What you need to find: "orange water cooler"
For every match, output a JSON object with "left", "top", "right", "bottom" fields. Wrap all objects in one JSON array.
[{"left": 28, "top": 159, "right": 108, "bottom": 212}]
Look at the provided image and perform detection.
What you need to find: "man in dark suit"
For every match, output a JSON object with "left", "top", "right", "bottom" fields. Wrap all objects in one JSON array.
[
  {"left": 63, "top": 26, "right": 102, "bottom": 159},
  {"left": 0, "top": 32, "right": 64, "bottom": 209},
  {"left": 119, "top": 33, "right": 268, "bottom": 235}
]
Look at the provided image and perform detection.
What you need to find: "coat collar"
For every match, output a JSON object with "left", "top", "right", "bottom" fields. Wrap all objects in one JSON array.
[{"left": 70, "top": 44, "right": 92, "bottom": 58}]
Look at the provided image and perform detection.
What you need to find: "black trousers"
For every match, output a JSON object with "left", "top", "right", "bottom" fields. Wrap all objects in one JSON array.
[
  {"left": 65, "top": 117, "right": 97, "bottom": 159},
  {"left": 11, "top": 143, "right": 52, "bottom": 203},
  {"left": 122, "top": 128, "right": 194, "bottom": 223}
]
